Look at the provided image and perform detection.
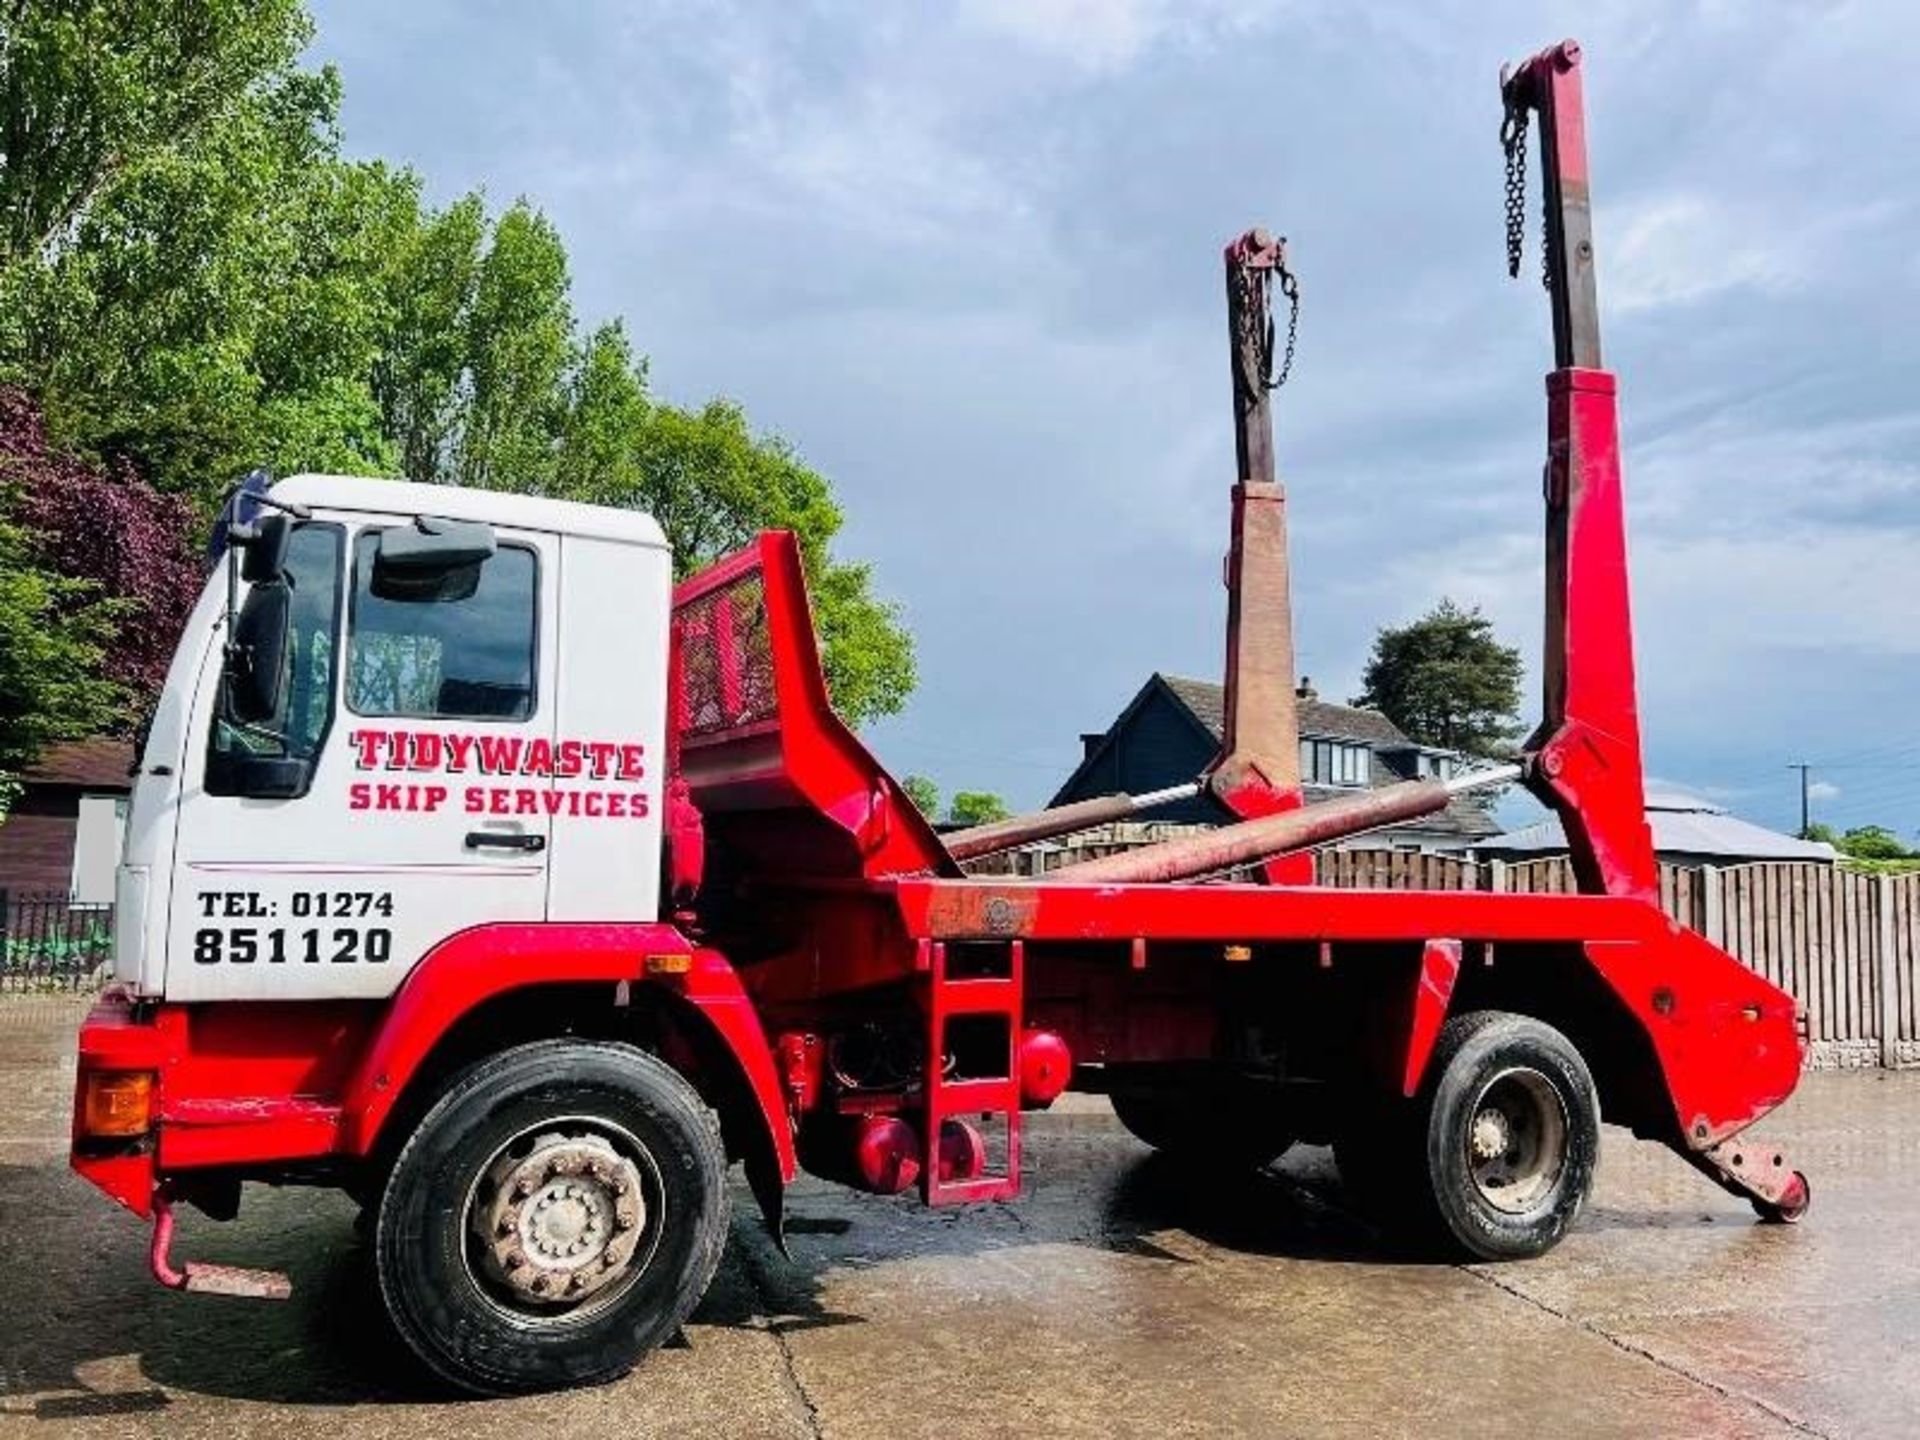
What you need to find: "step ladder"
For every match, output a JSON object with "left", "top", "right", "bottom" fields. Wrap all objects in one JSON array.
[{"left": 921, "top": 938, "right": 1023, "bottom": 1206}]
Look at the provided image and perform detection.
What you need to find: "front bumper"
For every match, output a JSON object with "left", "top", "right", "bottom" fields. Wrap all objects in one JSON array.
[{"left": 70, "top": 988, "right": 175, "bottom": 1217}]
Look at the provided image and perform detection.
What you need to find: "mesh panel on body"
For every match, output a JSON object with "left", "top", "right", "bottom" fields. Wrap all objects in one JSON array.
[{"left": 673, "top": 568, "right": 779, "bottom": 741}]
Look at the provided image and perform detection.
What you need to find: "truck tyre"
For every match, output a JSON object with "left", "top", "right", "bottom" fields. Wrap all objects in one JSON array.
[
  {"left": 1343, "top": 1011, "right": 1598, "bottom": 1261},
  {"left": 375, "top": 1040, "right": 730, "bottom": 1396},
  {"left": 1110, "top": 1086, "right": 1295, "bottom": 1170}
]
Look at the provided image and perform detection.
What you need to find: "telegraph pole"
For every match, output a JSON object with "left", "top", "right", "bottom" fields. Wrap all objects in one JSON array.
[{"left": 1788, "top": 762, "right": 1813, "bottom": 837}]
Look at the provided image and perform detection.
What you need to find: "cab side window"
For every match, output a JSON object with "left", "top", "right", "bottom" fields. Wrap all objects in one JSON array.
[
  {"left": 347, "top": 531, "right": 538, "bottom": 721},
  {"left": 207, "top": 522, "right": 344, "bottom": 789}
]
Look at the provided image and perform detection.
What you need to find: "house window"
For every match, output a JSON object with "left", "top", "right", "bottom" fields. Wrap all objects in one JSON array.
[
  {"left": 1298, "top": 738, "right": 1371, "bottom": 787},
  {"left": 1418, "top": 752, "right": 1458, "bottom": 781}
]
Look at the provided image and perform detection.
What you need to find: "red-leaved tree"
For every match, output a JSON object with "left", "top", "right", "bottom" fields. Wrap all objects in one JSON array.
[{"left": 0, "top": 389, "right": 201, "bottom": 714}]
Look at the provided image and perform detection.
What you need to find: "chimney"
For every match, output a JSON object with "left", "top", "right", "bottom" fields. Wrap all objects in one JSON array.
[
  {"left": 1080, "top": 732, "right": 1105, "bottom": 760},
  {"left": 1295, "top": 676, "right": 1318, "bottom": 702}
]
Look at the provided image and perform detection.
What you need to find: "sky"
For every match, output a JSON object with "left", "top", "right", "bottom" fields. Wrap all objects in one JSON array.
[{"left": 307, "top": 0, "right": 1920, "bottom": 838}]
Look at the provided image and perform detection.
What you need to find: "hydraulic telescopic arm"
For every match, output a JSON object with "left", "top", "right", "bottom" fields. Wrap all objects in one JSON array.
[{"left": 1501, "top": 40, "right": 1659, "bottom": 902}]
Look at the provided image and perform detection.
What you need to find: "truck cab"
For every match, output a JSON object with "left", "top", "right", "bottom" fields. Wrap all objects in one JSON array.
[{"left": 119, "top": 475, "right": 673, "bottom": 1004}]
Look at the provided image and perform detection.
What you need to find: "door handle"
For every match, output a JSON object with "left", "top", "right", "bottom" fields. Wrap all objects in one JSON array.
[{"left": 464, "top": 831, "right": 547, "bottom": 853}]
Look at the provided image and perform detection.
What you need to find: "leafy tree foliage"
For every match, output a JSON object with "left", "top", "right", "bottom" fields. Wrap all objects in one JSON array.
[
  {"left": 1834, "top": 825, "right": 1911, "bottom": 861},
  {"left": 0, "top": 392, "right": 143, "bottom": 810},
  {"left": 0, "top": 0, "right": 310, "bottom": 268},
  {"left": 0, "top": 518, "right": 122, "bottom": 814},
  {"left": 0, "top": 2, "right": 916, "bottom": 728},
  {"left": 948, "top": 791, "right": 1011, "bottom": 826},
  {"left": 0, "top": 389, "right": 199, "bottom": 702},
  {"left": 1, "top": 6, "right": 414, "bottom": 497},
  {"left": 374, "top": 222, "right": 915, "bottom": 720},
  {"left": 900, "top": 775, "right": 940, "bottom": 818},
  {"left": 1353, "top": 600, "right": 1522, "bottom": 758}
]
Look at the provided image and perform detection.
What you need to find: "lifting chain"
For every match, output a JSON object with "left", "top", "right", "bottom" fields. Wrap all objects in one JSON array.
[
  {"left": 1234, "top": 248, "right": 1301, "bottom": 400},
  {"left": 1501, "top": 99, "right": 1550, "bottom": 289}
]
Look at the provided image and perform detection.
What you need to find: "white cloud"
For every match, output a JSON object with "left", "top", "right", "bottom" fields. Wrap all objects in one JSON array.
[
  {"left": 1602, "top": 191, "right": 1901, "bottom": 316},
  {"left": 1808, "top": 780, "right": 1842, "bottom": 801},
  {"left": 1604, "top": 194, "right": 1794, "bottom": 313},
  {"left": 956, "top": 0, "right": 1281, "bottom": 74}
]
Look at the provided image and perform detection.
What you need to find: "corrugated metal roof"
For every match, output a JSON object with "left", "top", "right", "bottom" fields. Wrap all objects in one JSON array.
[{"left": 1482, "top": 792, "right": 1836, "bottom": 862}]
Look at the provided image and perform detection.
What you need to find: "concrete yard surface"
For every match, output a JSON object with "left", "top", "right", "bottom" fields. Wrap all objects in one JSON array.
[{"left": 1, "top": 993, "right": 1915, "bottom": 1438}]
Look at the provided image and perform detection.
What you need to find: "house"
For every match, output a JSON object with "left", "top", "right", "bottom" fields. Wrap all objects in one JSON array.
[
  {"left": 1052, "top": 673, "right": 1501, "bottom": 851},
  {"left": 0, "top": 739, "right": 133, "bottom": 903},
  {"left": 1478, "top": 790, "right": 1837, "bottom": 867}
]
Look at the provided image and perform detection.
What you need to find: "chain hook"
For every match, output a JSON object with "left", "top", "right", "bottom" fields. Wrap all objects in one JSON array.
[
  {"left": 1268, "top": 256, "right": 1300, "bottom": 391},
  {"left": 1501, "top": 100, "right": 1530, "bottom": 281}
]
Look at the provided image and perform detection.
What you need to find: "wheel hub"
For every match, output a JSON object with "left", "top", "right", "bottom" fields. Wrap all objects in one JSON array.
[
  {"left": 1470, "top": 1107, "right": 1512, "bottom": 1161},
  {"left": 471, "top": 1132, "right": 647, "bottom": 1304},
  {"left": 1465, "top": 1067, "right": 1568, "bottom": 1216}
]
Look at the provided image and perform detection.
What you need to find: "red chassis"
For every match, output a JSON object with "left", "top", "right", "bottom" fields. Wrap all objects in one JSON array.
[{"left": 72, "top": 37, "right": 1805, "bottom": 1305}]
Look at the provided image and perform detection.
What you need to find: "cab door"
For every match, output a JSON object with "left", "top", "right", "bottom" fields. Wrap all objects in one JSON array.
[{"left": 164, "top": 514, "right": 558, "bottom": 1002}]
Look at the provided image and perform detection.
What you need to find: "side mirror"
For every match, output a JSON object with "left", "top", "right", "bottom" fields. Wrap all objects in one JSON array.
[
  {"left": 235, "top": 513, "right": 292, "bottom": 585},
  {"left": 227, "top": 582, "right": 291, "bottom": 725},
  {"left": 372, "top": 517, "right": 496, "bottom": 601}
]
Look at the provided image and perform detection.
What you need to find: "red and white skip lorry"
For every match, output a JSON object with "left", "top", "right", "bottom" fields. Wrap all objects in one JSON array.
[{"left": 70, "top": 41, "right": 1807, "bottom": 1395}]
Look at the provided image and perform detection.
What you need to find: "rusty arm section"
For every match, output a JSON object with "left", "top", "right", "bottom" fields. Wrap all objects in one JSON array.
[
  {"left": 1208, "top": 232, "right": 1306, "bottom": 872},
  {"left": 943, "top": 782, "right": 1202, "bottom": 862}
]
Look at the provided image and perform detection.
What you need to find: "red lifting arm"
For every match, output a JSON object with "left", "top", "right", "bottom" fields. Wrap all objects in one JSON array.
[{"left": 1502, "top": 40, "right": 1659, "bottom": 902}]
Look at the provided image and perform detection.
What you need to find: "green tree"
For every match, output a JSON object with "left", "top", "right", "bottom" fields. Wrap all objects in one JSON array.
[
  {"left": 0, "top": 0, "right": 310, "bottom": 269},
  {"left": 949, "top": 791, "right": 1010, "bottom": 826},
  {"left": 370, "top": 200, "right": 917, "bottom": 724},
  {"left": 605, "top": 396, "right": 915, "bottom": 725},
  {"left": 1354, "top": 599, "right": 1522, "bottom": 757},
  {"left": 373, "top": 192, "right": 486, "bottom": 483},
  {"left": 0, "top": 0, "right": 919, "bottom": 734},
  {"left": 900, "top": 774, "right": 940, "bottom": 818},
  {"left": 2, "top": 51, "right": 418, "bottom": 502},
  {"left": 0, "top": 517, "right": 121, "bottom": 815},
  {"left": 454, "top": 201, "right": 571, "bottom": 490},
  {"left": 1836, "top": 826, "right": 1910, "bottom": 861}
]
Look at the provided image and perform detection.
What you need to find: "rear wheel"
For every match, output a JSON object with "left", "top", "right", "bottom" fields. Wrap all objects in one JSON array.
[
  {"left": 1337, "top": 1011, "right": 1598, "bottom": 1261},
  {"left": 375, "top": 1040, "right": 730, "bottom": 1395},
  {"left": 1110, "top": 1083, "right": 1296, "bottom": 1170}
]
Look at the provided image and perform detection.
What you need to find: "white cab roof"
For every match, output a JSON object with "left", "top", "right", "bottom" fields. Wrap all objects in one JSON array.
[{"left": 272, "top": 474, "right": 669, "bottom": 550}]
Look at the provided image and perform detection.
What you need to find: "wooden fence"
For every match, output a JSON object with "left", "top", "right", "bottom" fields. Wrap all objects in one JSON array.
[{"left": 966, "top": 826, "right": 1919, "bottom": 1069}]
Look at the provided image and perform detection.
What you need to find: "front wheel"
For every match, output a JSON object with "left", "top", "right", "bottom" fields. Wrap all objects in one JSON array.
[{"left": 375, "top": 1040, "right": 730, "bottom": 1395}]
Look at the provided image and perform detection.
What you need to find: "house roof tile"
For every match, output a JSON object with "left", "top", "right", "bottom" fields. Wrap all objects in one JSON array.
[
  {"left": 1160, "top": 674, "right": 1409, "bottom": 747},
  {"left": 20, "top": 739, "right": 135, "bottom": 790}
]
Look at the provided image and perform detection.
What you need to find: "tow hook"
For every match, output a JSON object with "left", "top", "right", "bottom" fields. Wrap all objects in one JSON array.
[
  {"left": 149, "top": 1188, "right": 293, "bottom": 1300},
  {"left": 1685, "top": 1137, "right": 1811, "bottom": 1224}
]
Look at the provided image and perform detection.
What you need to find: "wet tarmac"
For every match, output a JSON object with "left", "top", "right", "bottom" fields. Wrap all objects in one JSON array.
[{"left": 2, "top": 994, "right": 1915, "bottom": 1438}]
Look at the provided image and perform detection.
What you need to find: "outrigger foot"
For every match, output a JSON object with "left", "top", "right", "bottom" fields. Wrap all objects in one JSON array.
[{"left": 1683, "top": 1137, "right": 1811, "bottom": 1225}]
